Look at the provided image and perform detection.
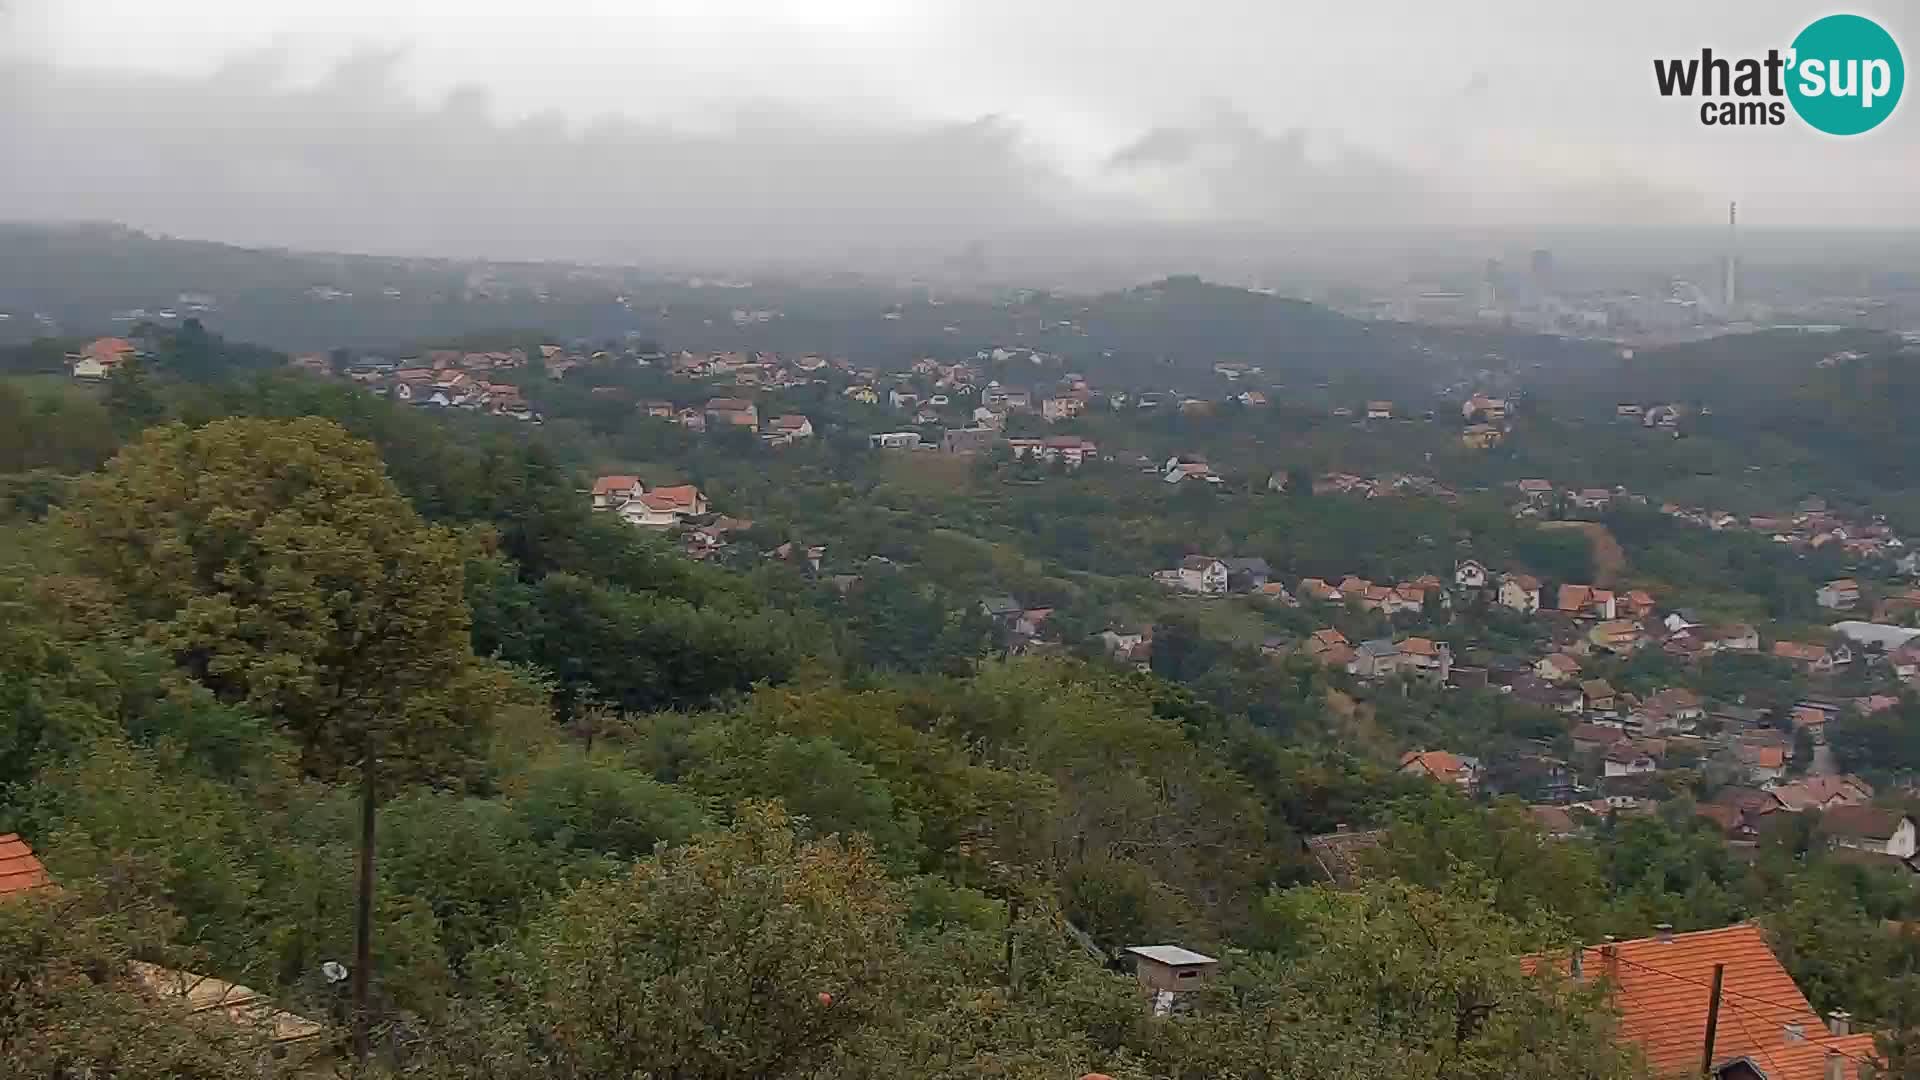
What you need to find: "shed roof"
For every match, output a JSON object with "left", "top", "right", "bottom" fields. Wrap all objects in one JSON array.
[{"left": 1125, "top": 944, "right": 1218, "bottom": 967}]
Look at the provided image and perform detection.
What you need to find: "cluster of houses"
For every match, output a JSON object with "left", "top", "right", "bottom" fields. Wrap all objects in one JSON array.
[
  {"left": 1661, "top": 498, "right": 1907, "bottom": 562},
  {"left": 1300, "top": 630, "right": 1454, "bottom": 683},
  {"left": 1154, "top": 556, "right": 1285, "bottom": 598},
  {"left": 1306, "top": 472, "right": 1460, "bottom": 500},
  {"left": 588, "top": 474, "right": 712, "bottom": 530},
  {"left": 290, "top": 347, "right": 543, "bottom": 420}
]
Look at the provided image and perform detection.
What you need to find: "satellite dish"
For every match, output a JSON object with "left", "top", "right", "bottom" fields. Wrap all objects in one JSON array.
[{"left": 322, "top": 961, "right": 349, "bottom": 984}]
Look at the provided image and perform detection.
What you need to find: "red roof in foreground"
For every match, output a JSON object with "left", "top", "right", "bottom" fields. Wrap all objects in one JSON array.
[
  {"left": 1526, "top": 925, "right": 1879, "bottom": 1079},
  {"left": 0, "top": 833, "right": 50, "bottom": 897}
]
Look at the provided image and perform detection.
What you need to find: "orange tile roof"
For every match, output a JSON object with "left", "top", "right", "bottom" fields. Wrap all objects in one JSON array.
[
  {"left": 1772, "top": 642, "right": 1827, "bottom": 663},
  {"left": 1559, "top": 584, "right": 1594, "bottom": 611},
  {"left": 1528, "top": 925, "right": 1880, "bottom": 1079},
  {"left": 591, "top": 474, "right": 643, "bottom": 496},
  {"left": 0, "top": 833, "right": 51, "bottom": 897},
  {"left": 1399, "top": 749, "right": 1466, "bottom": 784},
  {"left": 648, "top": 484, "right": 702, "bottom": 508}
]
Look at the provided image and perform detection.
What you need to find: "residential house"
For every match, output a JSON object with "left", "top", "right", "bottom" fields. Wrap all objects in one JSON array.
[
  {"left": 1399, "top": 637, "right": 1453, "bottom": 683},
  {"left": 942, "top": 426, "right": 999, "bottom": 455},
  {"left": 1622, "top": 590, "right": 1658, "bottom": 618},
  {"left": 869, "top": 432, "right": 923, "bottom": 450},
  {"left": 1557, "top": 585, "right": 1618, "bottom": 620},
  {"left": 1303, "top": 628, "right": 1353, "bottom": 667},
  {"left": 640, "top": 400, "right": 676, "bottom": 419},
  {"left": 767, "top": 415, "right": 814, "bottom": 442},
  {"left": 1364, "top": 401, "right": 1394, "bottom": 420},
  {"left": 1816, "top": 578, "right": 1862, "bottom": 610},
  {"left": 1348, "top": 639, "right": 1404, "bottom": 679},
  {"left": 1571, "top": 721, "right": 1628, "bottom": 755},
  {"left": 1162, "top": 459, "right": 1219, "bottom": 485},
  {"left": 1694, "top": 802, "right": 1764, "bottom": 843},
  {"left": 1523, "top": 925, "right": 1880, "bottom": 1080},
  {"left": 1398, "top": 749, "right": 1479, "bottom": 791},
  {"left": 979, "top": 595, "right": 1023, "bottom": 627},
  {"left": 1455, "top": 559, "right": 1489, "bottom": 589},
  {"left": 1096, "top": 626, "right": 1148, "bottom": 659},
  {"left": 1570, "top": 488, "right": 1614, "bottom": 512},
  {"left": 1818, "top": 807, "right": 1918, "bottom": 859},
  {"left": 1460, "top": 424, "right": 1503, "bottom": 449},
  {"left": 1511, "top": 675, "right": 1584, "bottom": 713},
  {"left": 1768, "top": 776, "right": 1874, "bottom": 813},
  {"left": 1176, "top": 556, "right": 1229, "bottom": 596},
  {"left": 676, "top": 407, "right": 708, "bottom": 432},
  {"left": 1589, "top": 619, "right": 1645, "bottom": 654},
  {"left": 844, "top": 385, "right": 880, "bottom": 405},
  {"left": 1498, "top": 573, "right": 1542, "bottom": 614},
  {"left": 1737, "top": 743, "right": 1788, "bottom": 784},
  {"left": 1014, "top": 608, "right": 1054, "bottom": 639},
  {"left": 69, "top": 336, "right": 137, "bottom": 379},
  {"left": 1715, "top": 785, "right": 1789, "bottom": 823},
  {"left": 1462, "top": 393, "right": 1509, "bottom": 420},
  {"left": 1516, "top": 478, "right": 1555, "bottom": 505},
  {"left": 1041, "top": 396, "right": 1085, "bottom": 422},
  {"left": 1887, "top": 641, "right": 1920, "bottom": 683},
  {"left": 1298, "top": 578, "right": 1343, "bottom": 604},
  {"left": 1007, "top": 435, "right": 1098, "bottom": 468},
  {"left": 1581, "top": 679, "right": 1620, "bottom": 714},
  {"left": 1529, "top": 805, "right": 1583, "bottom": 839},
  {"left": 705, "top": 397, "right": 760, "bottom": 428},
  {"left": 1222, "top": 557, "right": 1272, "bottom": 593},
  {"left": 590, "top": 474, "right": 645, "bottom": 510},
  {"left": 1635, "top": 689, "right": 1704, "bottom": 733},
  {"left": 1603, "top": 743, "right": 1658, "bottom": 777},
  {"left": 617, "top": 485, "right": 707, "bottom": 528},
  {"left": 1789, "top": 703, "right": 1835, "bottom": 743},
  {"left": 1772, "top": 640, "right": 1843, "bottom": 672},
  {"left": 1536, "top": 652, "right": 1582, "bottom": 682},
  {"left": 0, "top": 832, "right": 51, "bottom": 897},
  {"left": 1705, "top": 624, "right": 1761, "bottom": 653}
]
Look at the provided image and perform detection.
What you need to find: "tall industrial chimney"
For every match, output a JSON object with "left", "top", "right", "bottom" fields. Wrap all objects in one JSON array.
[{"left": 1724, "top": 202, "right": 1739, "bottom": 314}]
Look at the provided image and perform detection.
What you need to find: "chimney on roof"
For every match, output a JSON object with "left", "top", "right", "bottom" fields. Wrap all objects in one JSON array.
[
  {"left": 1656, "top": 923, "right": 1675, "bottom": 943},
  {"left": 1826, "top": 1048, "right": 1845, "bottom": 1080},
  {"left": 1571, "top": 945, "right": 1584, "bottom": 981},
  {"left": 1784, "top": 1023, "right": 1806, "bottom": 1043},
  {"left": 1601, "top": 935, "right": 1618, "bottom": 979},
  {"left": 1829, "top": 1010, "right": 1852, "bottom": 1036}
]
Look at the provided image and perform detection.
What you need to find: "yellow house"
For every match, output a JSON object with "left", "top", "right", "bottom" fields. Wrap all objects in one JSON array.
[{"left": 1461, "top": 424, "right": 1503, "bottom": 449}]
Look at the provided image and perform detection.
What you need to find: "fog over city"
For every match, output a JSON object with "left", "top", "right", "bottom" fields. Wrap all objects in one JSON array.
[{"left": 3, "top": 0, "right": 1916, "bottom": 265}]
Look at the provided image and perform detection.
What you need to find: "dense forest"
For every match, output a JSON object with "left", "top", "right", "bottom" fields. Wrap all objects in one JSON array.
[{"left": 3, "top": 307, "right": 1920, "bottom": 1077}]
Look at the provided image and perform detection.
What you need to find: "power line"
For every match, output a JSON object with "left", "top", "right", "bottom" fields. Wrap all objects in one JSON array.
[{"left": 1596, "top": 952, "right": 1883, "bottom": 1070}]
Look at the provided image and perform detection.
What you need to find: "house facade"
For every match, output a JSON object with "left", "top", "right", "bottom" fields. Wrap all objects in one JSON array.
[{"left": 1177, "top": 557, "right": 1229, "bottom": 595}]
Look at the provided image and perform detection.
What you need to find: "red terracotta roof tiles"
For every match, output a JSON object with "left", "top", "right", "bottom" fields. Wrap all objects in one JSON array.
[{"left": 0, "top": 833, "right": 50, "bottom": 897}]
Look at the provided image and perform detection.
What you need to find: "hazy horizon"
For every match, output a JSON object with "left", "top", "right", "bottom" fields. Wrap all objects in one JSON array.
[{"left": 4, "top": 1, "right": 1916, "bottom": 265}]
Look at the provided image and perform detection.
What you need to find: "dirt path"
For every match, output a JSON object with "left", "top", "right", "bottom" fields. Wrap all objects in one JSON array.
[{"left": 1539, "top": 520, "right": 1627, "bottom": 586}]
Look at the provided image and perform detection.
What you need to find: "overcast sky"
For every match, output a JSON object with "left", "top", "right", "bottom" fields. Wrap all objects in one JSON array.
[{"left": 3, "top": 1, "right": 1915, "bottom": 261}]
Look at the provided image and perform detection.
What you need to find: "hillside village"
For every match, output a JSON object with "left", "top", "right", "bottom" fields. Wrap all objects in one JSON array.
[{"left": 67, "top": 329, "right": 1920, "bottom": 877}]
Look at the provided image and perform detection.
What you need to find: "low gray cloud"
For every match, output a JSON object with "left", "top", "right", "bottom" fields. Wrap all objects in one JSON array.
[{"left": 0, "top": 52, "right": 1088, "bottom": 263}]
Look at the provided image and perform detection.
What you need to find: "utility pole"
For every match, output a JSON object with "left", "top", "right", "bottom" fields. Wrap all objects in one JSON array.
[
  {"left": 352, "top": 753, "right": 378, "bottom": 1070},
  {"left": 1701, "top": 962, "right": 1726, "bottom": 1078}
]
